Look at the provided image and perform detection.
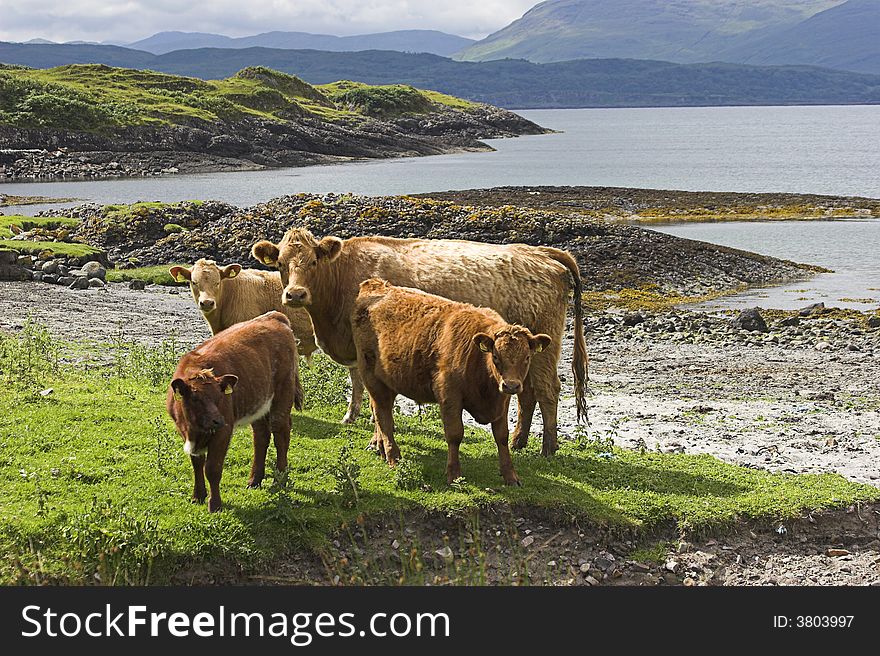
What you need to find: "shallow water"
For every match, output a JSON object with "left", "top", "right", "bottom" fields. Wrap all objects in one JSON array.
[{"left": 651, "top": 219, "right": 880, "bottom": 310}]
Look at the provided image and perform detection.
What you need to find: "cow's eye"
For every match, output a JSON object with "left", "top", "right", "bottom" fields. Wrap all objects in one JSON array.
[
  {"left": 492, "top": 354, "right": 500, "bottom": 366},
  {"left": 310, "top": 260, "right": 317, "bottom": 267}
]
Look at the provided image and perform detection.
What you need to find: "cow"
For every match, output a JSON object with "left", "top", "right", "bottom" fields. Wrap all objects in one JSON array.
[
  {"left": 168, "top": 259, "right": 366, "bottom": 424},
  {"left": 251, "top": 229, "right": 588, "bottom": 456},
  {"left": 352, "top": 279, "right": 551, "bottom": 485},
  {"left": 166, "top": 311, "right": 304, "bottom": 512}
]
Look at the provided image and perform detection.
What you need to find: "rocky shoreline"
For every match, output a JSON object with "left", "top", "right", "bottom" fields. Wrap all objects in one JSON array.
[
  {"left": 0, "top": 106, "right": 545, "bottom": 182},
  {"left": 28, "top": 194, "right": 821, "bottom": 298}
]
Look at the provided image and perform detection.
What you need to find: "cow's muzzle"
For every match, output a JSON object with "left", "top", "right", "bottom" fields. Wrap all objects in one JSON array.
[
  {"left": 500, "top": 380, "right": 523, "bottom": 395},
  {"left": 283, "top": 287, "right": 311, "bottom": 307}
]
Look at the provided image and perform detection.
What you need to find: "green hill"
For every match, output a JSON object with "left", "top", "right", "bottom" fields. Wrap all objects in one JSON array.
[{"left": 0, "top": 64, "right": 480, "bottom": 131}]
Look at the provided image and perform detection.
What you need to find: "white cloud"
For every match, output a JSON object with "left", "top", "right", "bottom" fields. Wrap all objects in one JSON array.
[{"left": 0, "top": 0, "right": 538, "bottom": 44}]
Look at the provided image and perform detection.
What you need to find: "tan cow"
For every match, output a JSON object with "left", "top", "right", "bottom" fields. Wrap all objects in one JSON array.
[
  {"left": 352, "top": 279, "right": 551, "bottom": 485},
  {"left": 169, "top": 259, "right": 367, "bottom": 424},
  {"left": 252, "top": 229, "right": 588, "bottom": 456}
]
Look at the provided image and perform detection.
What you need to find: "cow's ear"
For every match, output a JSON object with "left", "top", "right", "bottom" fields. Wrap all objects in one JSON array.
[
  {"left": 219, "top": 374, "right": 238, "bottom": 395},
  {"left": 171, "top": 378, "right": 189, "bottom": 401},
  {"left": 529, "top": 333, "right": 552, "bottom": 353},
  {"left": 473, "top": 333, "right": 495, "bottom": 353},
  {"left": 169, "top": 266, "right": 192, "bottom": 283},
  {"left": 252, "top": 241, "right": 280, "bottom": 267},
  {"left": 221, "top": 264, "right": 241, "bottom": 279},
  {"left": 316, "top": 236, "right": 343, "bottom": 262}
]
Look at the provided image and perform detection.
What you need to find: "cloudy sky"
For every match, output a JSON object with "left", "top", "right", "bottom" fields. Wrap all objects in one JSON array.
[{"left": 0, "top": 0, "right": 538, "bottom": 44}]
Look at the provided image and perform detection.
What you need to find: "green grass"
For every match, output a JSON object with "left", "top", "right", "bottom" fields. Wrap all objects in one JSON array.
[
  {"left": 0, "top": 215, "right": 79, "bottom": 239},
  {"left": 0, "top": 64, "right": 479, "bottom": 131},
  {"left": 106, "top": 264, "right": 182, "bottom": 286},
  {"left": 1, "top": 323, "right": 877, "bottom": 584}
]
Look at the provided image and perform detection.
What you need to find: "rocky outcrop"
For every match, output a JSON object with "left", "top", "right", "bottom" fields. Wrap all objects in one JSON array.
[{"left": 44, "top": 194, "right": 819, "bottom": 297}]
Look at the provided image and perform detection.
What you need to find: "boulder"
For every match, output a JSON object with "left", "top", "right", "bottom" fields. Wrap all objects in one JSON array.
[
  {"left": 730, "top": 307, "right": 768, "bottom": 333},
  {"left": 799, "top": 302, "right": 826, "bottom": 317},
  {"left": 0, "top": 250, "right": 19, "bottom": 266},
  {"left": 68, "top": 276, "right": 90, "bottom": 290},
  {"left": 41, "top": 260, "right": 59, "bottom": 274},
  {"left": 42, "top": 273, "right": 59, "bottom": 285},
  {"left": 622, "top": 312, "right": 646, "bottom": 327},
  {"left": 88, "top": 278, "right": 105, "bottom": 288},
  {"left": 81, "top": 260, "right": 107, "bottom": 281},
  {"left": 129, "top": 279, "right": 147, "bottom": 290},
  {"left": 0, "top": 264, "right": 30, "bottom": 281},
  {"left": 867, "top": 316, "right": 880, "bottom": 329},
  {"left": 16, "top": 255, "right": 34, "bottom": 268}
]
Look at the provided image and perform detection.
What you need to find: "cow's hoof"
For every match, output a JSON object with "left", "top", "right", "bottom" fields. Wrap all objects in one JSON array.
[
  {"left": 510, "top": 434, "right": 529, "bottom": 451},
  {"left": 246, "top": 480, "right": 262, "bottom": 489},
  {"left": 540, "top": 445, "right": 558, "bottom": 457},
  {"left": 208, "top": 501, "right": 222, "bottom": 513},
  {"left": 504, "top": 477, "right": 522, "bottom": 487},
  {"left": 191, "top": 496, "right": 206, "bottom": 505},
  {"left": 341, "top": 411, "right": 359, "bottom": 424}
]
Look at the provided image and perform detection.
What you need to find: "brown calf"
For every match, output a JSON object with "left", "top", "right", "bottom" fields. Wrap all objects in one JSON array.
[
  {"left": 352, "top": 279, "right": 551, "bottom": 486},
  {"left": 166, "top": 311, "right": 304, "bottom": 512},
  {"left": 170, "top": 259, "right": 364, "bottom": 423},
  {"left": 251, "top": 229, "right": 588, "bottom": 456}
]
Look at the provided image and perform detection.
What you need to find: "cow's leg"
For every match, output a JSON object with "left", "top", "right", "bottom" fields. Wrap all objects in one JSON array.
[
  {"left": 491, "top": 409, "right": 520, "bottom": 486},
  {"left": 530, "top": 351, "right": 562, "bottom": 456},
  {"left": 510, "top": 384, "right": 537, "bottom": 451},
  {"left": 205, "top": 434, "right": 231, "bottom": 513},
  {"left": 190, "top": 455, "right": 207, "bottom": 504},
  {"left": 439, "top": 402, "right": 465, "bottom": 484},
  {"left": 371, "top": 385, "right": 400, "bottom": 466},
  {"left": 247, "top": 418, "right": 271, "bottom": 489},
  {"left": 270, "top": 406, "right": 292, "bottom": 475},
  {"left": 342, "top": 366, "right": 364, "bottom": 424}
]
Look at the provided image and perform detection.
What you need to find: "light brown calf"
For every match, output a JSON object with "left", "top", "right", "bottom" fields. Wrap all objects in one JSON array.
[
  {"left": 352, "top": 279, "right": 550, "bottom": 485},
  {"left": 169, "top": 260, "right": 366, "bottom": 424},
  {"left": 166, "top": 311, "right": 304, "bottom": 512},
  {"left": 252, "top": 229, "right": 588, "bottom": 456}
]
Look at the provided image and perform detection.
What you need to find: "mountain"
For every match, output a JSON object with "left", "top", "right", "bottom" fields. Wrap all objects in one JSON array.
[
  {"left": 716, "top": 0, "right": 880, "bottom": 74},
  {"left": 454, "top": 0, "right": 845, "bottom": 63},
  {"left": 2, "top": 42, "right": 879, "bottom": 109},
  {"left": 128, "top": 29, "right": 475, "bottom": 57}
]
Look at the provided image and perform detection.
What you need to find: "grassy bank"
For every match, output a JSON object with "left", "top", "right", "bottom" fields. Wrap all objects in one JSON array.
[
  {"left": 0, "top": 214, "right": 101, "bottom": 257},
  {"left": 1, "top": 322, "right": 876, "bottom": 585}
]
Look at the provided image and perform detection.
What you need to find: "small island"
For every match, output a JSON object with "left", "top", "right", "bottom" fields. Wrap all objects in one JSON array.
[{"left": 0, "top": 64, "right": 547, "bottom": 181}]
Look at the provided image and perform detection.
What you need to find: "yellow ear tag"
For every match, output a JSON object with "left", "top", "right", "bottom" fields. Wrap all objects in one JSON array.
[
  {"left": 479, "top": 342, "right": 490, "bottom": 352},
  {"left": 263, "top": 257, "right": 275, "bottom": 266},
  {"left": 535, "top": 344, "right": 544, "bottom": 353},
  {"left": 224, "top": 386, "right": 233, "bottom": 395},
  {"left": 173, "top": 391, "right": 183, "bottom": 401},
  {"left": 227, "top": 269, "right": 237, "bottom": 278},
  {"left": 175, "top": 273, "right": 187, "bottom": 283}
]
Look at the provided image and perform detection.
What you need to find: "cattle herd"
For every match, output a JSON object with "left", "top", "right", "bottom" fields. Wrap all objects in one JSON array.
[{"left": 167, "top": 228, "right": 589, "bottom": 512}]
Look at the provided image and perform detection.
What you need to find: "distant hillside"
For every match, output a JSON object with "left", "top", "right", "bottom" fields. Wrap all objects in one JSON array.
[
  {"left": 128, "top": 29, "right": 475, "bottom": 57},
  {"left": 2, "top": 42, "right": 879, "bottom": 109},
  {"left": 455, "top": 0, "right": 842, "bottom": 63},
  {"left": 716, "top": 0, "right": 880, "bottom": 74}
]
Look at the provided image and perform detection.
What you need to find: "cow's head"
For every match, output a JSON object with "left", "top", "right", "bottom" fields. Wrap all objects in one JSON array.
[
  {"left": 168, "top": 369, "right": 238, "bottom": 456},
  {"left": 169, "top": 260, "right": 241, "bottom": 316},
  {"left": 251, "top": 229, "right": 342, "bottom": 308},
  {"left": 473, "top": 326, "right": 552, "bottom": 395}
]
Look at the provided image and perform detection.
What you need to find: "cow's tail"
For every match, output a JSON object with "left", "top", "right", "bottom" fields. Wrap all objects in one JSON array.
[{"left": 544, "top": 248, "right": 589, "bottom": 424}]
